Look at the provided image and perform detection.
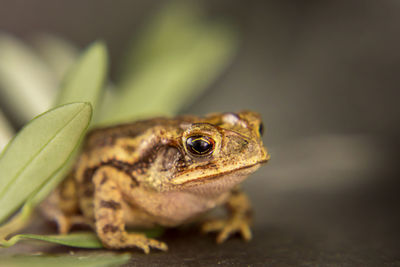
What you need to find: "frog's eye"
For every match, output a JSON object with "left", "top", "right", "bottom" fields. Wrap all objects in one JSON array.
[
  {"left": 258, "top": 123, "right": 264, "bottom": 136},
  {"left": 186, "top": 135, "right": 215, "bottom": 156}
]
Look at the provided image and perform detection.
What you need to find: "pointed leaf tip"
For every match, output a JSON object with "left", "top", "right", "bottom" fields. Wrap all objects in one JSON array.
[{"left": 56, "top": 41, "right": 108, "bottom": 114}]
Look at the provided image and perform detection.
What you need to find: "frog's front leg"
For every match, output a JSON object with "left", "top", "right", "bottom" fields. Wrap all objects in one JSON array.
[
  {"left": 92, "top": 166, "right": 167, "bottom": 253},
  {"left": 202, "top": 189, "right": 252, "bottom": 243}
]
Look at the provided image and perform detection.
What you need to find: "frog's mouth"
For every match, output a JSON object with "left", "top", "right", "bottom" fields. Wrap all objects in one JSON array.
[
  {"left": 171, "top": 163, "right": 261, "bottom": 197},
  {"left": 171, "top": 156, "right": 269, "bottom": 191},
  {"left": 169, "top": 148, "right": 270, "bottom": 187}
]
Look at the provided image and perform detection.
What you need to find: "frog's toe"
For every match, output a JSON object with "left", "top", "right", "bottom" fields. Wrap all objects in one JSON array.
[
  {"left": 55, "top": 215, "right": 71, "bottom": 235},
  {"left": 124, "top": 233, "right": 168, "bottom": 253},
  {"left": 202, "top": 217, "right": 252, "bottom": 244},
  {"left": 145, "top": 238, "right": 168, "bottom": 252},
  {"left": 239, "top": 222, "right": 252, "bottom": 241},
  {"left": 55, "top": 215, "right": 93, "bottom": 234},
  {"left": 217, "top": 220, "right": 252, "bottom": 243},
  {"left": 201, "top": 219, "right": 226, "bottom": 233}
]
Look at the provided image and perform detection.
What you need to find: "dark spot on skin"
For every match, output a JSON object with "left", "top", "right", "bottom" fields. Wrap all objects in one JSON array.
[
  {"left": 231, "top": 190, "right": 241, "bottom": 196},
  {"left": 108, "top": 159, "right": 132, "bottom": 172},
  {"left": 207, "top": 163, "right": 217, "bottom": 169},
  {"left": 59, "top": 189, "right": 74, "bottom": 200},
  {"left": 102, "top": 224, "right": 119, "bottom": 233},
  {"left": 83, "top": 167, "right": 98, "bottom": 184},
  {"left": 100, "top": 174, "right": 108, "bottom": 185},
  {"left": 83, "top": 187, "right": 94, "bottom": 197},
  {"left": 82, "top": 160, "right": 140, "bottom": 186},
  {"left": 189, "top": 162, "right": 218, "bottom": 172},
  {"left": 129, "top": 173, "right": 139, "bottom": 186},
  {"left": 60, "top": 195, "right": 73, "bottom": 201},
  {"left": 98, "top": 136, "right": 114, "bottom": 147},
  {"left": 130, "top": 182, "right": 136, "bottom": 189},
  {"left": 123, "top": 144, "right": 136, "bottom": 154},
  {"left": 100, "top": 200, "right": 122, "bottom": 210}
]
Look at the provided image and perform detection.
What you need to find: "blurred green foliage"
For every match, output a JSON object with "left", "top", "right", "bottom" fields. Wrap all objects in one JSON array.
[
  {"left": 101, "top": 1, "right": 238, "bottom": 124},
  {"left": 0, "top": 0, "right": 238, "bottom": 262}
]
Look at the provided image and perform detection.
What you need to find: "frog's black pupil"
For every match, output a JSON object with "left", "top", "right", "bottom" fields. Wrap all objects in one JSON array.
[
  {"left": 187, "top": 136, "right": 213, "bottom": 155},
  {"left": 259, "top": 123, "right": 264, "bottom": 136}
]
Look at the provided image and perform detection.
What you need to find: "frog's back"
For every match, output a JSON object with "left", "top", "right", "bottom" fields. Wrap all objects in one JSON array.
[
  {"left": 84, "top": 118, "right": 167, "bottom": 151},
  {"left": 83, "top": 115, "right": 202, "bottom": 150}
]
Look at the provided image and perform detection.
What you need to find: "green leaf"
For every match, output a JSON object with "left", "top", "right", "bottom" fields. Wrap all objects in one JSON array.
[
  {"left": 117, "top": 1, "right": 205, "bottom": 81},
  {"left": 0, "top": 34, "right": 57, "bottom": 125},
  {"left": 0, "top": 228, "right": 164, "bottom": 248},
  {"left": 1, "top": 232, "right": 103, "bottom": 249},
  {"left": 0, "top": 103, "right": 92, "bottom": 224},
  {"left": 29, "top": 152, "right": 77, "bottom": 207},
  {"left": 56, "top": 41, "right": 108, "bottom": 114},
  {"left": 0, "top": 252, "right": 131, "bottom": 267},
  {"left": 99, "top": 2, "right": 238, "bottom": 124},
  {"left": 32, "top": 34, "right": 79, "bottom": 81},
  {"left": 0, "top": 108, "right": 14, "bottom": 151}
]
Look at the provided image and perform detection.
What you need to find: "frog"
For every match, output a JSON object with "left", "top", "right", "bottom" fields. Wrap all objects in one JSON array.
[{"left": 40, "top": 111, "right": 270, "bottom": 253}]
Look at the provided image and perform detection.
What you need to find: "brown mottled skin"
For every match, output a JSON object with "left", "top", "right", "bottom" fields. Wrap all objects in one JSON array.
[{"left": 41, "top": 111, "right": 270, "bottom": 253}]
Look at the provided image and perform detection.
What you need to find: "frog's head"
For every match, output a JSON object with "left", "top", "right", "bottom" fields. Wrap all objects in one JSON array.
[{"left": 159, "top": 111, "right": 270, "bottom": 195}]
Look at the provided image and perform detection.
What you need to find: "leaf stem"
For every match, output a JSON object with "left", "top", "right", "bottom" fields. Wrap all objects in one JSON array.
[{"left": 0, "top": 202, "right": 33, "bottom": 240}]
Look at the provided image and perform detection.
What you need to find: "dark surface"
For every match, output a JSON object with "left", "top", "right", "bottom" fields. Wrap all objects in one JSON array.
[
  {"left": 122, "top": 176, "right": 400, "bottom": 267},
  {"left": 2, "top": 172, "right": 399, "bottom": 266},
  {"left": 1, "top": 0, "right": 400, "bottom": 266}
]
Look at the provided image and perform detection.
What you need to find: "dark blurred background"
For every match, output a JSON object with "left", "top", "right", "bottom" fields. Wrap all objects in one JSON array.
[{"left": 1, "top": 0, "right": 399, "bottom": 265}]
